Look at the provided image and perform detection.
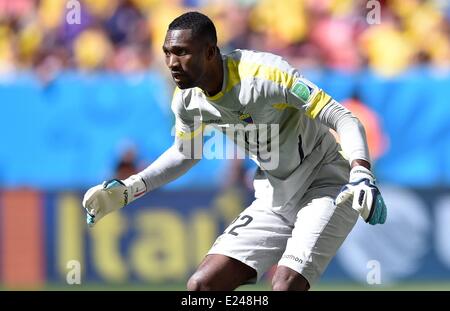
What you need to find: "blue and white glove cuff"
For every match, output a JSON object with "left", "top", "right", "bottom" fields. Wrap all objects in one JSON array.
[{"left": 349, "top": 165, "right": 375, "bottom": 184}]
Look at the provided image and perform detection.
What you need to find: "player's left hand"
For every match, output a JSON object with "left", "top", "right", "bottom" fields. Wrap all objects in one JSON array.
[{"left": 335, "top": 166, "right": 387, "bottom": 225}]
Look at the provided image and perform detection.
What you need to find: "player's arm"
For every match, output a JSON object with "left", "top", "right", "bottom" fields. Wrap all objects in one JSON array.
[
  {"left": 318, "top": 101, "right": 386, "bottom": 224},
  {"left": 82, "top": 89, "right": 203, "bottom": 227},
  {"left": 287, "top": 76, "right": 386, "bottom": 225},
  {"left": 82, "top": 143, "right": 200, "bottom": 227},
  {"left": 318, "top": 99, "right": 370, "bottom": 167}
]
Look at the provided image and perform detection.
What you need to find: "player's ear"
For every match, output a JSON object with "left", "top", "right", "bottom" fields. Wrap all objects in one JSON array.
[{"left": 205, "top": 44, "right": 216, "bottom": 61}]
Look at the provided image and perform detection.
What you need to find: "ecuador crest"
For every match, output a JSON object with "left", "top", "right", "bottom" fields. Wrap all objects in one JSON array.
[{"left": 239, "top": 113, "right": 253, "bottom": 124}]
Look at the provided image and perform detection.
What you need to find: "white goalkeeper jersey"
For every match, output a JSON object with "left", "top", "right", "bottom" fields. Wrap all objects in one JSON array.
[{"left": 171, "top": 49, "right": 349, "bottom": 208}]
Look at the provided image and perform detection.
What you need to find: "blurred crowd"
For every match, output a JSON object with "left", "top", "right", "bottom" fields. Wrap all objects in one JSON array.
[{"left": 0, "top": 0, "right": 449, "bottom": 80}]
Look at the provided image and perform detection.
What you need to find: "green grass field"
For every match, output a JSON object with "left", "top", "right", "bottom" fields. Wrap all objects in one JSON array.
[{"left": 4, "top": 281, "right": 450, "bottom": 291}]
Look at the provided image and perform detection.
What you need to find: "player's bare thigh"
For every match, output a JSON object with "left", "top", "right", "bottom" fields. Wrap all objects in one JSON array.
[
  {"left": 187, "top": 254, "right": 257, "bottom": 291},
  {"left": 272, "top": 266, "right": 310, "bottom": 291}
]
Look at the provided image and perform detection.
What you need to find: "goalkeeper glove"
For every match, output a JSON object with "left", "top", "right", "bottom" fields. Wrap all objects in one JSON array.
[
  {"left": 82, "top": 174, "right": 147, "bottom": 227},
  {"left": 335, "top": 166, "right": 387, "bottom": 225}
]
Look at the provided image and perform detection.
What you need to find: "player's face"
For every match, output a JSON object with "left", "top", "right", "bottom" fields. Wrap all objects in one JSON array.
[{"left": 163, "top": 29, "right": 208, "bottom": 89}]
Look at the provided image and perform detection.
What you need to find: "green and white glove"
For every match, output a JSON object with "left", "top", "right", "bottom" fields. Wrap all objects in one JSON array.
[
  {"left": 82, "top": 174, "right": 147, "bottom": 227},
  {"left": 335, "top": 166, "right": 387, "bottom": 225}
]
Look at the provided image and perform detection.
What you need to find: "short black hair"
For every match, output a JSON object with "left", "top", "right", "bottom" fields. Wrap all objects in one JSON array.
[{"left": 168, "top": 12, "right": 217, "bottom": 45}]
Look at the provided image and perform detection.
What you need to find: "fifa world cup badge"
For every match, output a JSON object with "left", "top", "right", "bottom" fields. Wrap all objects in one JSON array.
[{"left": 291, "top": 80, "right": 312, "bottom": 102}]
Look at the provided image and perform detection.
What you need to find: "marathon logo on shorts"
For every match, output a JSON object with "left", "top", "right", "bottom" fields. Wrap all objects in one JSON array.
[{"left": 282, "top": 254, "right": 303, "bottom": 263}]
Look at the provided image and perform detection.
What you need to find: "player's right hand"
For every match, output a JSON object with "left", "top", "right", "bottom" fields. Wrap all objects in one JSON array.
[{"left": 82, "top": 175, "right": 147, "bottom": 227}]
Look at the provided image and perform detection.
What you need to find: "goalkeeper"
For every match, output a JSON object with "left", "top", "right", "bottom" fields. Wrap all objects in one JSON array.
[{"left": 83, "top": 12, "right": 387, "bottom": 291}]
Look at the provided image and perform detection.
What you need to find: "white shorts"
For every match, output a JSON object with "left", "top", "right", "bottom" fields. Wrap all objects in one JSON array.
[{"left": 208, "top": 160, "right": 359, "bottom": 286}]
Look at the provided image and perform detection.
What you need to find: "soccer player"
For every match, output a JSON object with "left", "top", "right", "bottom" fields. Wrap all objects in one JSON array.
[{"left": 82, "top": 12, "right": 387, "bottom": 291}]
